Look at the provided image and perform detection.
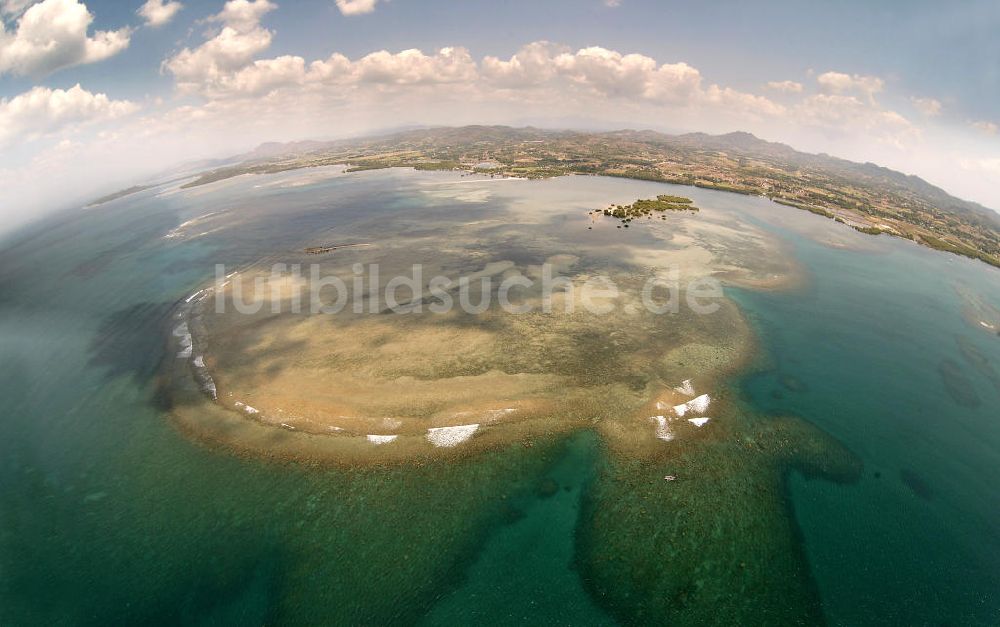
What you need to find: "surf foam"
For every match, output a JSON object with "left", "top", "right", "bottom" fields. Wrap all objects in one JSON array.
[{"left": 426, "top": 424, "right": 480, "bottom": 447}]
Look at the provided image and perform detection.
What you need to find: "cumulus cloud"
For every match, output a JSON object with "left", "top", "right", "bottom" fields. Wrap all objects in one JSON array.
[
  {"left": 335, "top": 0, "right": 378, "bottom": 16},
  {"left": 911, "top": 97, "right": 942, "bottom": 117},
  {"left": 481, "top": 41, "right": 566, "bottom": 88},
  {"left": 972, "top": 120, "right": 998, "bottom": 135},
  {"left": 765, "top": 80, "right": 803, "bottom": 93},
  {"left": 483, "top": 44, "right": 706, "bottom": 107},
  {"left": 163, "top": 32, "right": 789, "bottom": 129},
  {"left": 138, "top": 0, "right": 183, "bottom": 28},
  {"left": 163, "top": 0, "right": 275, "bottom": 93},
  {"left": 796, "top": 93, "right": 915, "bottom": 146},
  {"left": 0, "top": 0, "right": 131, "bottom": 76},
  {"left": 1, "top": 0, "right": 33, "bottom": 17},
  {"left": 0, "top": 83, "right": 138, "bottom": 145},
  {"left": 817, "top": 71, "right": 884, "bottom": 102},
  {"left": 354, "top": 46, "right": 477, "bottom": 84},
  {"left": 960, "top": 157, "right": 1000, "bottom": 176}
]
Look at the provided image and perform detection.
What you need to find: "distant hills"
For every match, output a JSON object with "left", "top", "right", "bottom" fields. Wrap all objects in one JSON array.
[{"left": 96, "top": 125, "right": 1000, "bottom": 267}]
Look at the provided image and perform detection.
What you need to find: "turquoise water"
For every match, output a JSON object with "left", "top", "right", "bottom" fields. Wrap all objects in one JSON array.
[
  {"left": 731, "top": 209, "right": 1000, "bottom": 625},
  {"left": 0, "top": 168, "right": 998, "bottom": 624}
]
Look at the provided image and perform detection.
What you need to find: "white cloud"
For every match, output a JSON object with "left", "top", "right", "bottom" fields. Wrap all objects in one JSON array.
[
  {"left": 0, "top": 0, "right": 131, "bottom": 76},
  {"left": 604, "top": 0, "right": 622, "bottom": 7},
  {"left": 484, "top": 44, "right": 705, "bottom": 105},
  {"left": 972, "top": 120, "right": 998, "bottom": 135},
  {"left": 1, "top": 0, "right": 33, "bottom": 17},
  {"left": 138, "top": 0, "right": 183, "bottom": 28},
  {"left": 816, "top": 71, "right": 884, "bottom": 102},
  {"left": 5, "top": 35, "right": 999, "bottom": 232},
  {"left": 796, "top": 93, "right": 916, "bottom": 147},
  {"left": 335, "top": 0, "right": 378, "bottom": 16},
  {"left": 482, "top": 41, "right": 566, "bottom": 88},
  {"left": 353, "top": 46, "right": 477, "bottom": 84},
  {"left": 703, "top": 85, "right": 786, "bottom": 117},
  {"left": 214, "top": 0, "right": 274, "bottom": 30},
  {"left": 960, "top": 157, "right": 1000, "bottom": 176},
  {"left": 163, "top": 0, "right": 275, "bottom": 93},
  {"left": 911, "top": 97, "right": 942, "bottom": 117},
  {"left": 765, "top": 80, "right": 803, "bottom": 93},
  {"left": 0, "top": 83, "right": 138, "bottom": 145},
  {"left": 554, "top": 46, "right": 659, "bottom": 98}
]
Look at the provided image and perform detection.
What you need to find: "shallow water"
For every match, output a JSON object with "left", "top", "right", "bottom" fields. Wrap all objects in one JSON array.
[{"left": 0, "top": 167, "right": 998, "bottom": 624}]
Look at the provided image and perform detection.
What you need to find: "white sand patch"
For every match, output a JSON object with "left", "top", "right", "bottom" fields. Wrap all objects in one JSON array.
[
  {"left": 673, "top": 379, "right": 696, "bottom": 396},
  {"left": 650, "top": 415, "right": 674, "bottom": 441},
  {"left": 367, "top": 434, "right": 398, "bottom": 445},
  {"left": 426, "top": 424, "right": 480, "bottom": 447},
  {"left": 672, "top": 403, "right": 688, "bottom": 417},
  {"left": 688, "top": 417, "right": 710, "bottom": 428}
]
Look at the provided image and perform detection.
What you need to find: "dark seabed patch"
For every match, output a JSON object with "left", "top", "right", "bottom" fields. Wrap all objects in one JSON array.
[
  {"left": 937, "top": 359, "right": 981, "bottom": 408},
  {"left": 88, "top": 301, "right": 176, "bottom": 383},
  {"left": 576, "top": 391, "right": 864, "bottom": 626},
  {"left": 899, "top": 468, "right": 934, "bottom": 500},
  {"left": 957, "top": 335, "right": 1000, "bottom": 393},
  {"left": 780, "top": 374, "right": 808, "bottom": 393}
]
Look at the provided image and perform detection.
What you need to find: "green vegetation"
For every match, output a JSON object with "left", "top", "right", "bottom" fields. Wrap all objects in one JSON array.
[
  {"left": 601, "top": 195, "right": 699, "bottom": 224},
  {"left": 772, "top": 198, "right": 835, "bottom": 219},
  {"left": 148, "top": 126, "right": 1000, "bottom": 268},
  {"left": 86, "top": 185, "right": 153, "bottom": 207}
]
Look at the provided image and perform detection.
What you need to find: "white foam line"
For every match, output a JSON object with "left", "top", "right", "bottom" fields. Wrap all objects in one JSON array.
[
  {"left": 185, "top": 289, "right": 205, "bottom": 303},
  {"left": 426, "top": 424, "right": 479, "bottom": 447},
  {"left": 234, "top": 401, "right": 259, "bottom": 415},
  {"left": 367, "top": 434, "right": 398, "bottom": 445},
  {"left": 674, "top": 394, "right": 711, "bottom": 417},
  {"left": 173, "top": 322, "right": 193, "bottom": 358},
  {"left": 191, "top": 354, "right": 217, "bottom": 400}
]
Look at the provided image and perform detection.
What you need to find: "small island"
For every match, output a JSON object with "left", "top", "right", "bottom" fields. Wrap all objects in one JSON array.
[{"left": 598, "top": 194, "right": 699, "bottom": 226}]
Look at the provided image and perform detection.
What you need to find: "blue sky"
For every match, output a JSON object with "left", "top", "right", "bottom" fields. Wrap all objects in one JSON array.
[{"left": 1, "top": 0, "right": 998, "bottom": 228}]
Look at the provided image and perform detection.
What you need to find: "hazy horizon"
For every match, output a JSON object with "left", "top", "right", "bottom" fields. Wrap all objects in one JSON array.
[{"left": 2, "top": 0, "right": 999, "bottom": 233}]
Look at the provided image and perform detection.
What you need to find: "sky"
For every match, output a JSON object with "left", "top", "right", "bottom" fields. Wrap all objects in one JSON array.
[{"left": 1, "top": 0, "right": 998, "bottom": 232}]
